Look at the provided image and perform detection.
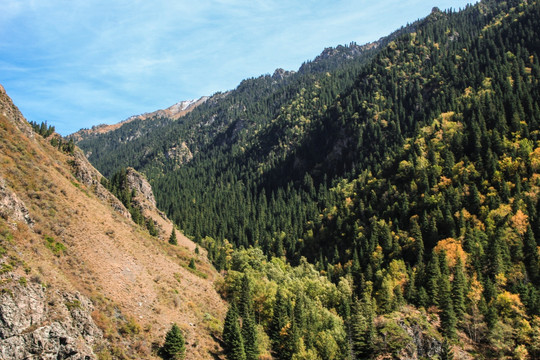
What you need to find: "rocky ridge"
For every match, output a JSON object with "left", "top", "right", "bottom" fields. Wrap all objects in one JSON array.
[
  {"left": 69, "top": 96, "right": 209, "bottom": 143},
  {"left": 0, "top": 84, "right": 226, "bottom": 359}
]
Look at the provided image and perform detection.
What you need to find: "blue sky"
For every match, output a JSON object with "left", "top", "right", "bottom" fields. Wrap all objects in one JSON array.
[{"left": 1, "top": 0, "right": 476, "bottom": 135}]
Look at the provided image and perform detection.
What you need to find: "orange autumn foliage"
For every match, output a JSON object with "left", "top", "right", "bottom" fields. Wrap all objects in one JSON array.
[
  {"left": 511, "top": 210, "right": 529, "bottom": 236},
  {"left": 433, "top": 237, "right": 467, "bottom": 268}
]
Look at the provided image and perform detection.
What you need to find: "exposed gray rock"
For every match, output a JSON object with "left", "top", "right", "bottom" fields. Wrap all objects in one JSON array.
[
  {"left": 272, "top": 68, "right": 294, "bottom": 81},
  {"left": 166, "top": 141, "right": 193, "bottom": 166},
  {"left": 70, "top": 150, "right": 131, "bottom": 220},
  {"left": 0, "top": 275, "right": 103, "bottom": 360},
  {"left": 125, "top": 167, "right": 156, "bottom": 209},
  {"left": 398, "top": 318, "right": 442, "bottom": 359},
  {"left": 0, "top": 176, "right": 34, "bottom": 227}
]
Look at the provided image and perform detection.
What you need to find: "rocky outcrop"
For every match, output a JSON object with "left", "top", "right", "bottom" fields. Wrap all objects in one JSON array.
[
  {"left": 397, "top": 318, "right": 442, "bottom": 359},
  {"left": 375, "top": 307, "right": 443, "bottom": 360},
  {"left": 0, "top": 85, "right": 35, "bottom": 139},
  {"left": 125, "top": 167, "right": 156, "bottom": 209},
  {"left": 272, "top": 68, "right": 295, "bottom": 81},
  {"left": 0, "top": 177, "right": 33, "bottom": 228},
  {"left": 0, "top": 275, "right": 102, "bottom": 360},
  {"left": 70, "top": 150, "right": 131, "bottom": 220},
  {"left": 166, "top": 141, "right": 193, "bottom": 165}
]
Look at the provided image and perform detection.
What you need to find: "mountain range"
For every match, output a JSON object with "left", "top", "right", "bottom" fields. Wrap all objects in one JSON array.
[{"left": 2, "top": 0, "right": 540, "bottom": 359}]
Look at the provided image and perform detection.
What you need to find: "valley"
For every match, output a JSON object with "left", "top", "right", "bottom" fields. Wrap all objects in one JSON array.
[{"left": 2, "top": 0, "right": 540, "bottom": 359}]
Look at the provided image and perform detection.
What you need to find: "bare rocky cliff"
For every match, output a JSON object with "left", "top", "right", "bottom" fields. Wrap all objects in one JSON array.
[
  {"left": 0, "top": 275, "right": 102, "bottom": 360},
  {"left": 126, "top": 167, "right": 156, "bottom": 209}
]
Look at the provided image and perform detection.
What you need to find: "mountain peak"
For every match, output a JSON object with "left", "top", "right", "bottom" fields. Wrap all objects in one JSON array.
[
  {"left": 272, "top": 68, "right": 295, "bottom": 81},
  {"left": 70, "top": 96, "right": 209, "bottom": 142}
]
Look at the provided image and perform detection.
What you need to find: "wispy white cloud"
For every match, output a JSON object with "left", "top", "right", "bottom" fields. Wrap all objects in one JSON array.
[{"left": 0, "top": 0, "right": 477, "bottom": 134}]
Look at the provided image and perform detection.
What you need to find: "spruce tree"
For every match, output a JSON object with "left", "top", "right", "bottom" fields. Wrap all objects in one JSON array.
[
  {"left": 452, "top": 257, "right": 467, "bottom": 319},
  {"left": 160, "top": 323, "right": 186, "bottom": 360},
  {"left": 242, "top": 314, "right": 259, "bottom": 360},
  {"left": 439, "top": 338, "right": 454, "bottom": 360},
  {"left": 223, "top": 303, "right": 246, "bottom": 360},
  {"left": 410, "top": 217, "right": 424, "bottom": 265},
  {"left": 169, "top": 228, "right": 178, "bottom": 245},
  {"left": 524, "top": 226, "right": 539, "bottom": 284},
  {"left": 239, "top": 275, "right": 259, "bottom": 360},
  {"left": 282, "top": 312, "right": 300, "bottom": 359},
  {"left": 351, "top": 295, "right": 374, "bottom": 358},
  {"left": 270, "top": 288, "right": 288, "bottom": 345},
  {"left": 239, "top": 274, "right": 253, "bottom": 319},
  {"left": 439, "top": 252, "right": 457, "bottom": 339},
  {"left": 426, "top": 252, "right": 441, "bottom": 306}
]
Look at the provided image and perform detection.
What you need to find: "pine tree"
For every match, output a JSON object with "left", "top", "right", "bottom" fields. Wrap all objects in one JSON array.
[
  {"left": 439, "top": 338, "right": 454, "bottom": 360},
  {"left": 160, "top": 323, "right": 186, "bottom": 360},
  {"left": 242, "top": 314, "right": 259, "bottom": 360},
  {"left": 452, "top": 257, "right": 467, "bottom": 319},
  {"left": 351, "top": 295, "right": 374, "bottom": 358},
  {"left": 223, "top": 304, "right": 246, "bottom": 360},
  {"left": 426, "top": 252, "right": 441, "bottom": 306},
  {"left": 169, "top": 228, "right": 178, "bottom": 245},
  {"left": 439, "top": 252, "right": 457, "bottom": 339}
]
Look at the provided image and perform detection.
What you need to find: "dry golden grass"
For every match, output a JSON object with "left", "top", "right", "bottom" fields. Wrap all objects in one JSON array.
[{"left": 0, "top": 89, "right": 226, "bottom": 359}]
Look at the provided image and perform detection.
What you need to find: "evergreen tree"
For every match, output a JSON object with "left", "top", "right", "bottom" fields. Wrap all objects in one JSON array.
[
  {"left": 524, "top": 226, "right": 539, "bottom": 284},
  {"left": 239, "top": 274, "right": 253, "bottom": 319},
  {"left": 439, "top": 252, "right": 457, "bottom": 339},
  {"left": 439, "top": 338, "right": 454, "bottom": 360},
  {"left": 351, "top": 295, "right": 374, "bottom": 358},
  {"left": 223, "top": 304, "right": 246, "bottom": 360},
  {"left": 169, "top": 228, "right": 178, "bottom": 245},
  {"left": 147, "top": 218, "right": 159, "bottom": 237},
  {"left": 410, "top": 217, "right": 424, "bottom": 265},
  {"left": 270, "top": 288, "right": 288, "bottom": 345},
  {"left": 242, "top": 314, "right": 259, "bottom": 360},
  {"left": 452, "top": 257, "right": 467, "bottom": 319},
  {"left": 426, "top": 252, "right": 441, "bottom": 306},
  {"left": 238, "top": 275, "right": 258, "bottom": 360},
  {"left": 160, "top": 323, "right": 186, "bottom": 360}
]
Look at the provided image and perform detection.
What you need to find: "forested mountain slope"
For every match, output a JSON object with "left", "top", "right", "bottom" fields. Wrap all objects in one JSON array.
[
  {"left": 0, "top": 85, "right": 226, "bottom": 359},
  {"left": 74, "top": 22, "right": 418, "bottom": 177},
  {"left": 77, "top": 0, "right": 540, "bottom": 359}
]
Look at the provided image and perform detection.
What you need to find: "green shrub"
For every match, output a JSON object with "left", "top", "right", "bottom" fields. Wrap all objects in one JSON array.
[
  {"left": 0, "top": 263, "right": 13, "bottom": 274},
  {"left": 119, "top": 316, "right": 141, "bottom": 336},
  {"left": 65, "top": 299, "right": 81, "bottom": 311},
  {"left": 44, "top": 235, "right": 67, "bottom": 255}
]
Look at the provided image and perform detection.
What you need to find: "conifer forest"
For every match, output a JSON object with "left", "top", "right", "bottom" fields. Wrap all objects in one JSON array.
[{"left": 76, "top": 1, "right": 540, "bottom": 358}]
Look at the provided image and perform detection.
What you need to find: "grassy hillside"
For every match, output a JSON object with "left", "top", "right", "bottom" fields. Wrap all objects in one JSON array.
[{"left": 0, "top": 85, "right": 226, "bottom": 359}]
